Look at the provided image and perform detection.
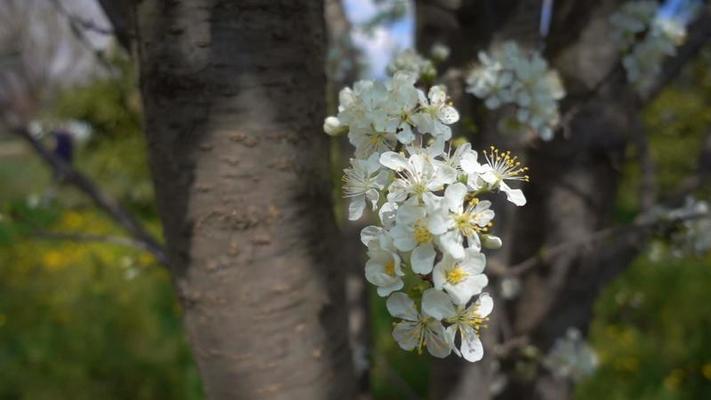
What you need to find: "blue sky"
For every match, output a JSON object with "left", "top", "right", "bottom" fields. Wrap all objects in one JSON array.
[
  {"left": 343, "top": 0, "right": 414, "bottom": 78},
  {"left": 342, "top": 0, "right": 700, "bottom": 79}
]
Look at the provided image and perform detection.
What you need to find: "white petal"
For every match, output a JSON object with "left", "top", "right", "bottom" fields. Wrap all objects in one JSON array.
[
  {"left": 438, "top": 105, "right": 460, "bottom": 124},
  {"left": 429, "top": 85, "right": 446, "bottom": 105},
  {"left": 468, "top": 233, "right": 482, "bottom": 252},
  {"left": 500, "top": 182, "right": 526, "bottom": 206},
  {"left": 427, "top": 137, "right": 446, "bottom": 158},
  {"left": 365, "top": 188, "right": 380, "bottom": 210},
  {"left": 460, "top": 151, "right": 480, "bottom": 174},
  {"left": 390, "top": 225, "right": 417, "bottom": 252},
  {"left": 425, "top": 321, "right": 452, "bottom": 358},
  {"left": 448, "top": 275, "right": 488, "bottom": 305},
  {"left": 446, "top": 325, "right": 461, "bottom": 357},
  {"left": 432, "top": 259, "right": 447, "bottom": 290},
  {"left": 386, "top": 292, "right": 418, "bottom": 321},
  {"left": 426, "top": 210, "right": 449, "bottom": 235},
  {"left": 380, "top": 151, "right": 409, "bottom": 171},
  {"left": 460, "top": 325, "right": 484, "bottom": 362},
  {"left": 396, "top": 203, "right": 426, "bottom": 225},
  {"left": 393, "top": 321, "right": 420, "bottom": 351},
  {"left": 444, "top": 183, "right": 467, "bottom": 212},
  {"left": 422, "top": 288, "right": 456, "bottom": 320},
  {"left": 376, "top": 282, "right": 404, "bottom": 297},
  {"left": 463, "top": 249, "right": 487, "bottom": 274},
  {"left": 396, "top": 123, "right": 415, "bottom": 144},
  {"left": 439, "top": 230, "right": 465, "bottom": 259},
  {"left": 379, "top": 202, "right": 398, "bottom": 229},
  {"left": 411, "top": 243, "right": 437, "bottom": 274},
  {"left": 348, "top": 196, "right": 366, "bottom": 221},
  {"left": 365, "top": 261, "right": 402, "bottom": 290},
  {"left": 360, "top": 225, "right": 382, "bottom": 246},
  {"left": 474, "top": 292, "right": 494, "bottom": 318},
  {"left": 417, "top": 89, "right": 428, "bottom": 106},
  {"left": 480, "top": 169, "right": 499, "bottom": 184}
]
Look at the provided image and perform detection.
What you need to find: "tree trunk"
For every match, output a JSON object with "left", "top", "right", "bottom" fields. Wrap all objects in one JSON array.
[{"left": 131, "top": 1, "right": 355, "bottom": 399}]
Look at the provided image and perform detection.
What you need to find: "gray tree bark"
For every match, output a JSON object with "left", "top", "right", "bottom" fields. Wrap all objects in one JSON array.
[{"left": 130, "top": 1, "right": 355, "bottom": 399}]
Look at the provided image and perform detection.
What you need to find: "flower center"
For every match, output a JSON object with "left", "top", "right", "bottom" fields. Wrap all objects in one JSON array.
[
  {"left": 446, "top": 266, "right": 468, "bottom": 285},
  {"left": 466, "top": 306, "right": 488, "bottom": 333},
  {"left": 414, "top": 222, "right": 433, "bottom": 244},
  {"left": 483, "top": 145, "right": 529, "bottom": 182},
  {"left": 413, "top": 183, "right": 427, "bottom": 195},
  {"left": 384, "top": 259, "right": 396, "bottom": 277},
  {"left": 369, "top": 132, "right": 386, "bottom": 145},
  {"left": 454, "top": 213, "right": 478, "bottom": 237}
]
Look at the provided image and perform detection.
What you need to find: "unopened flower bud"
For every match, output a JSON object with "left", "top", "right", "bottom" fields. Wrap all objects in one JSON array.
[{"left": 323, "top": 116, "right": 347, "bottom": 136}]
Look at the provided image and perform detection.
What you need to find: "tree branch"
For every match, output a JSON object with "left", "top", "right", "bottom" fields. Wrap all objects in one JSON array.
[
  {"left": 49, "top": 0, "right": 115, "bottom": 71},
  {"left": 491, "top": 205, "right": 708, "bottom": 278},
  {"left": 50, "top": 0, "right": 114, "bottom": 36},
  {"left": 95, "top": 0, "right": 133, "bottom": 52},
  {"left": 11, "top": 126, "right": 169, "bottom": 266},
  {"left": 644, "top": 6, "right": 711, "bottom": 103}
]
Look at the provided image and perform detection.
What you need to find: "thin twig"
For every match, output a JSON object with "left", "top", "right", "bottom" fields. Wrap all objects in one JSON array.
[
  {"left": 49, "top": 0, "right": 114, "bottom": 36},
  {"left": 11, "top": 126, "right": 169, "bottom": 266},
  {"left": 49, "top": 0, "right": 115, "bottom": 71},
  {"left": 494, "top": 336, "right": 530, "bottom": 358},
  {"left": 493, "top": 207, "right": 708, "bottom": 278},
  {"left": 644, "top": 7, "right": 711, "bottom": 103}
]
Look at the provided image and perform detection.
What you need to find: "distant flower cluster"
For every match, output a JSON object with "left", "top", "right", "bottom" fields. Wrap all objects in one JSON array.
[
  {"left": 324, "top": 71, "right": 527, "bottom": 362},
  {"left": 543, "top": 328, "right": 599, "bottom": 382},
  {"left": 609, "top": 1, "right": 687, "bottom": 95},
  {"left": 649, "top": 197, "right": 711, "bottom": 259},
  {"left": 466, "top": 41, "right": 565, "bottom": 141},
  {"left": 387, "top": 49, "right": 437, "bottom": 81}
]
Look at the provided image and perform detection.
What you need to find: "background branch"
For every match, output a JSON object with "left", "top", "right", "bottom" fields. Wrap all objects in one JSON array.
[
  {"left": 644, "top": 6, "right": 711, "bottom": 103},
  {"left": 10, "top": 126, "right": 169, "bottom": 266},
  {"left": 491, "top": 204, "right": 707, "bottom": 279}
]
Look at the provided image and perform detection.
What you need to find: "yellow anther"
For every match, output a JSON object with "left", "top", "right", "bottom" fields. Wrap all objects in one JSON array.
[
  {"left": 446, "top": 266, "right": 469, "bottom": 285},
  {"left": 385, "top": 260, "right": 396, "bottom": 277},
  {"left": 414, "top": 222, "right": 433, "bottom": 244}
]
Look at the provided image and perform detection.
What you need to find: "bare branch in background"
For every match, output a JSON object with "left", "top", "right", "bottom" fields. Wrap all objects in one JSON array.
[
  {"left": 95, "top": 0, "right": 133, "bottom": 51},
  {"left": 50, "top": 0, "right": 114, "bottom": 36},
  {"left": 490, "top": 205, "right": 707, "bottom": 279},
  {"left": 645, "top": 6, "right": 711, "bottom": 103},
  {"left": 10, "top": 125, "right": 169, "bottom": 266},
  {"left": 0, "top": 0, "right": 108, "bottom": 122},
  {"left": 49, "top": 0, "right": 114, "bottom": 71}
]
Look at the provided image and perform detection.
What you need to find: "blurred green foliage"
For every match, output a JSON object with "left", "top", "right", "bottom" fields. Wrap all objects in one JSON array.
[
  {"left": 0, "top": 54, "right": 203, "bottom": 399},
  {"left": 576, "top": 257, "right": 711, "bottom": 400},
  {"left": 576, "top": 50, "right": 711, "bottom": 399}
]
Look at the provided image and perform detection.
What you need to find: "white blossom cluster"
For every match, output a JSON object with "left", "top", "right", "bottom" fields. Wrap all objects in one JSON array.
[
  {"left": 609, "top": 1, "right": 687, "bottom": 95},
  {"left": 651, "top": 197, "right": 711, "bottom": 259},
  {"left": 324, "top": 72, "right": 528, "bottom": 362},
  {"left": 465, "top": 41, "right": 565, "bottom": 141},
  {"left": 543, "top": 328, "right": 599, "bottom": 382},
  {"left": 387, "top": 49, "right": 437, "bottom": 81},
  {"left": 676, "top": 216, "right": 711, "bottom": 257}
]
